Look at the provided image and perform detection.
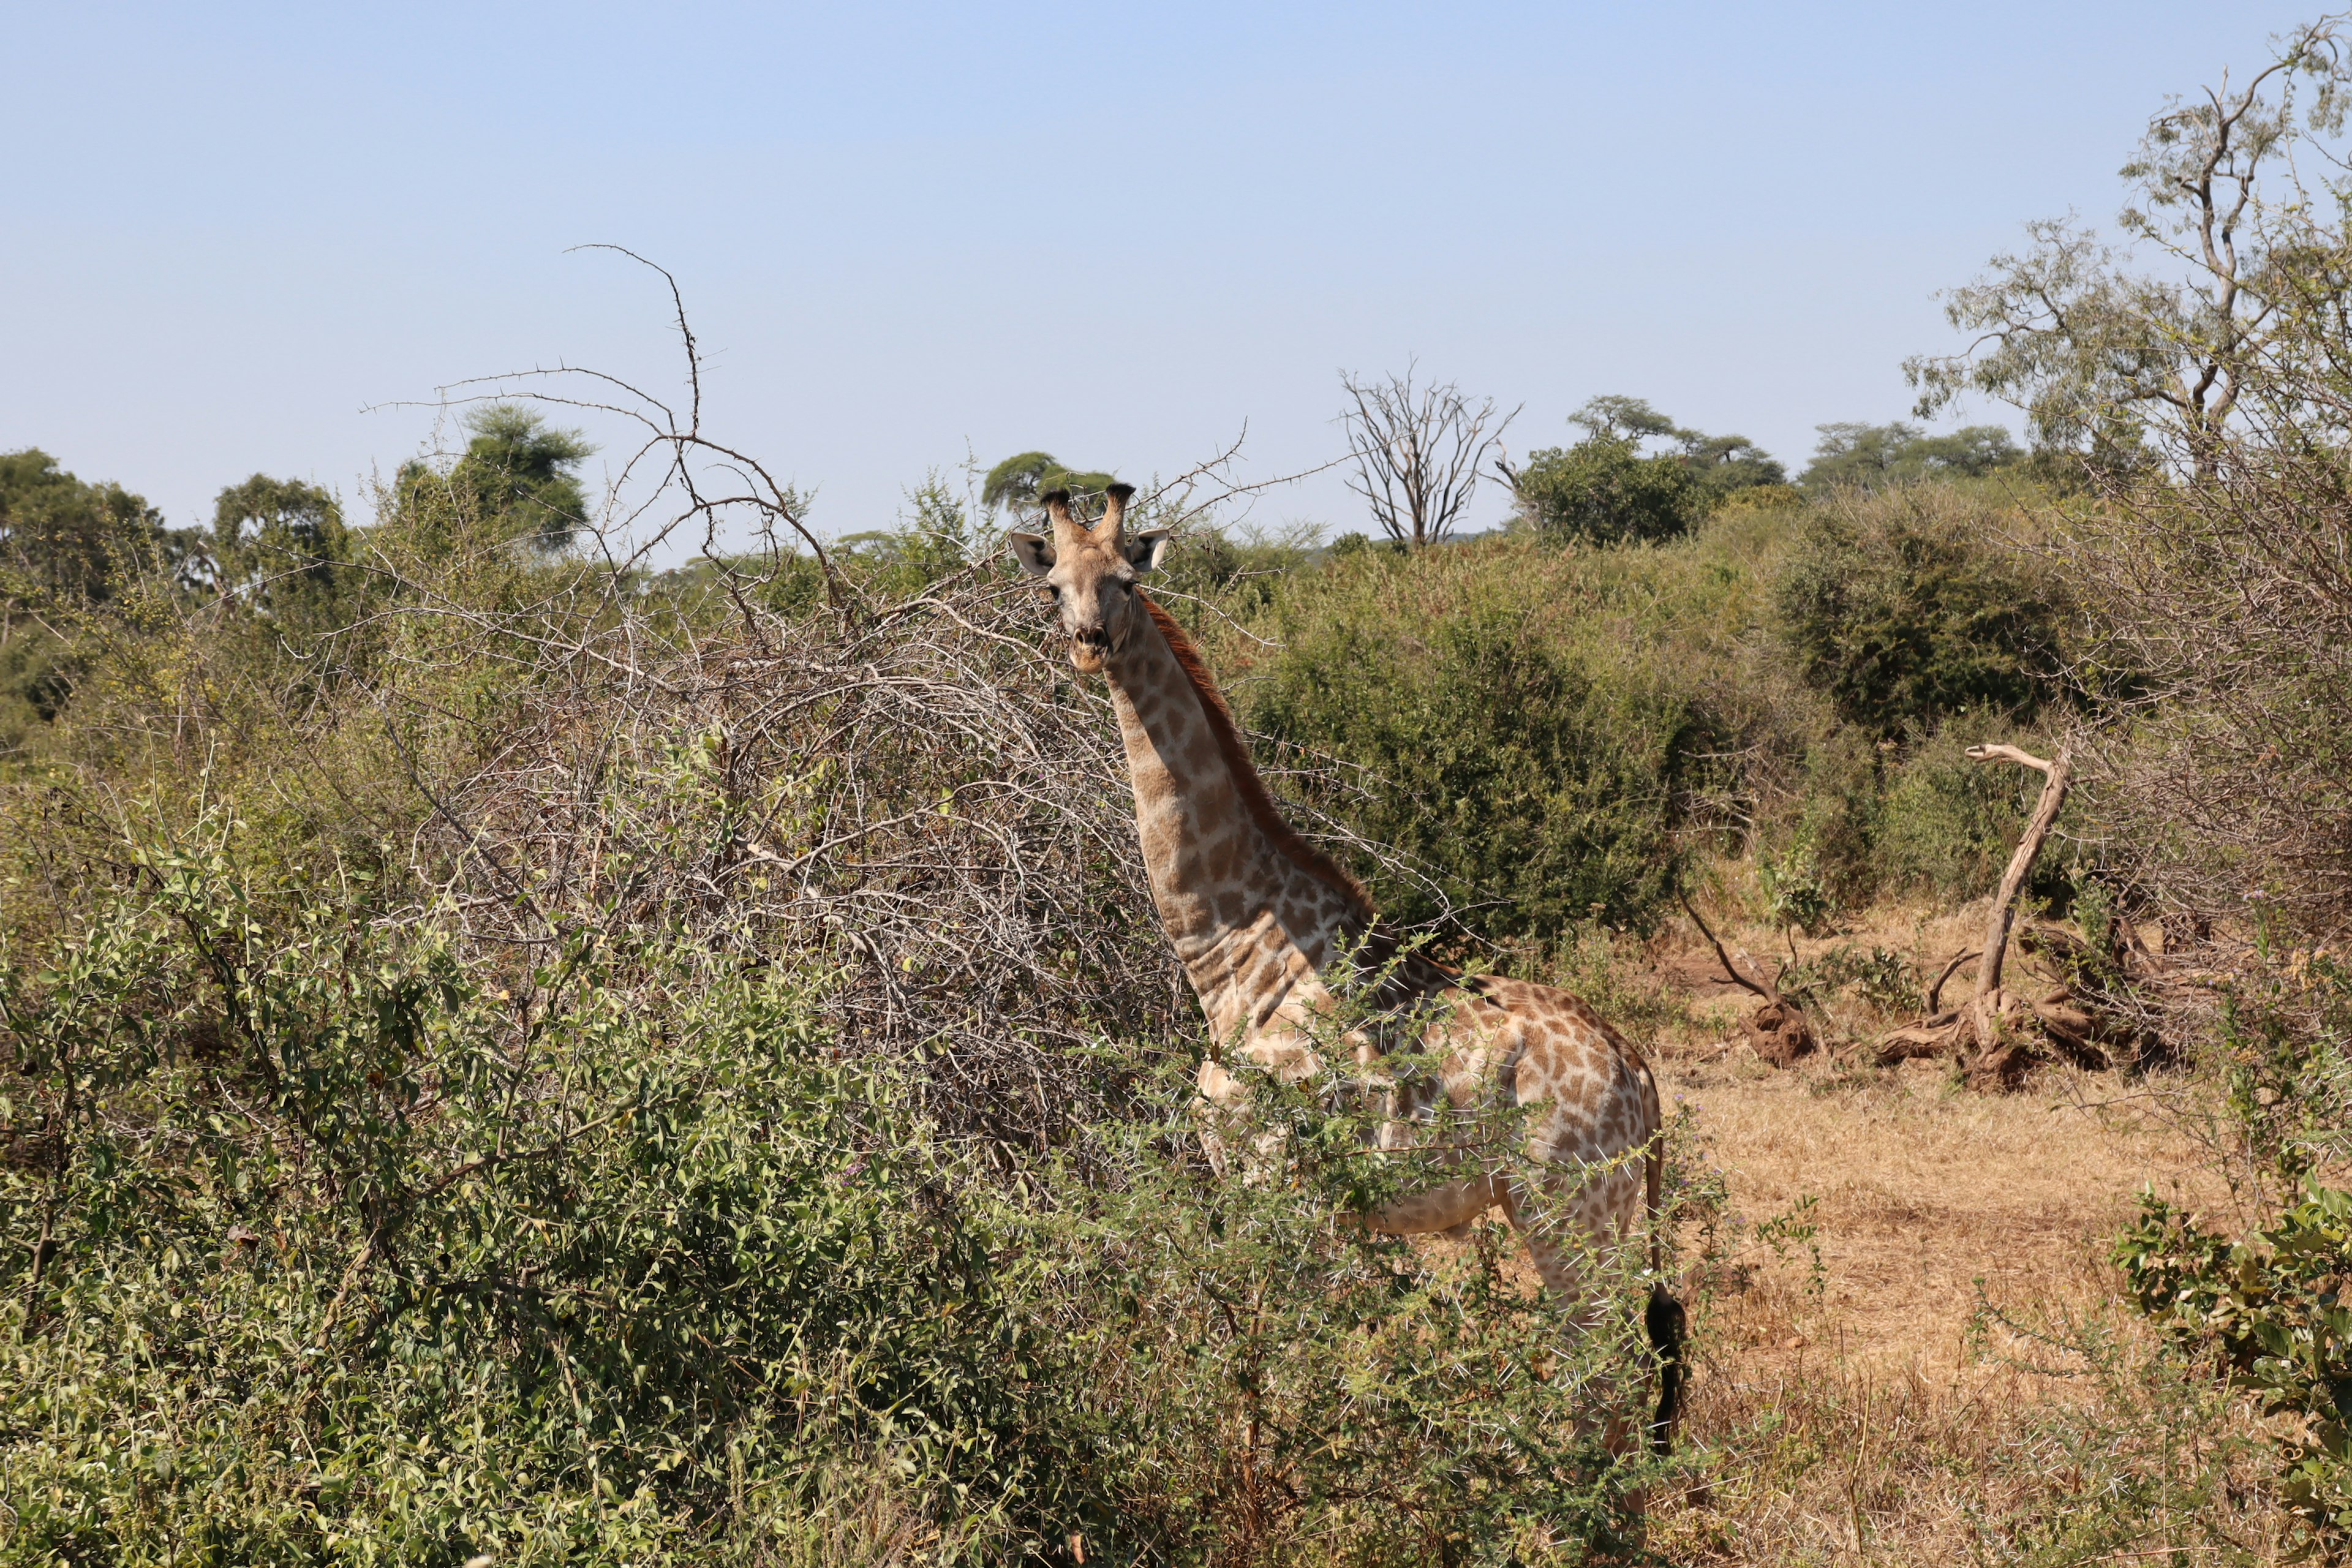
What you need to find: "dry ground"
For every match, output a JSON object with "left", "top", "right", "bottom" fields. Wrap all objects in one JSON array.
[
  {"left": 1629, "top": 908, "right": 2286, "bottom": 1564},
  {"left": 1664, "top": 1052, "right": 2207, "bottom": 1385}
]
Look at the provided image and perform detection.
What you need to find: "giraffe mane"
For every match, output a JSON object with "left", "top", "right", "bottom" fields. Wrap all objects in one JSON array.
[{"left": 1139, "top": 594, "right": 1375, "bottom": 919}]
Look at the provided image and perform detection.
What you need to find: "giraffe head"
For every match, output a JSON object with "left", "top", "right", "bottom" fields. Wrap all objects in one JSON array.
[{"left": 1005, "top": 483, "right": 1172, "bottom": 673}]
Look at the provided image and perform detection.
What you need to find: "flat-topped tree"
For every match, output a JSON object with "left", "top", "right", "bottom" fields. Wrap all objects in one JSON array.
[{"left": 979, "top": 451, "right": 1116, "bottom": 516}]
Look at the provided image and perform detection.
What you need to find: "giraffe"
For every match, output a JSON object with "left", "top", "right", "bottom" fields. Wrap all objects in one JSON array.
[{"left": 1007, "top": 483, "right": 1686, "bottom": 1452}]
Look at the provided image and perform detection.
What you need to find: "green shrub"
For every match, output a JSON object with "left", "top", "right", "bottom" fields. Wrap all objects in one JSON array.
[
  {"left": 1506, "top": 435, "right": 1713, "bottom": 547},
  {"left": 0, "top": 807, "right": 1670, "bottom": 1564},
  {"left": 834, "top": 478, "right": 974, "bottom": 596},
  {"left": 2113, "top": 954, "right": 2352, "bottom": 1556},
  {"left": 1, "top": 450, "right": 206, "bottom": 763},
  {"left": 1873, "top": 729, "right": 2065, "bottom": 904},
  {"left": 1232, "top": 541, "right": 1733, "bottom": 942},
  {"left": 1, "top": 836, "right": 1081, "bottom": 1562},
  {"left": 2120, "top": 1182, "right": 2352, "bottom": 1549},
  {"left": 1775, "top": 484, "right": 2068, "bottom": 739},
  {"left": 1150, "top": 526, "right": 1312, "bottom": 619},
  {"left": 1758, "top": 839, "right": 1836, "bottom": 935},
  {"left": 1776, "top": 731, "right": 1882, "bottom": 913},
  {"left": 1760, "top": 725, "right": 2071, "bottom": 913}
]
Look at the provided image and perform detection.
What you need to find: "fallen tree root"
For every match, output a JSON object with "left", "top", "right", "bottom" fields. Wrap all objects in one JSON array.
[
  {"left": 1877, "top": 980, "right": 2128, "bottom": 1088},
  {"left": 1678, "top": 889, "right": 1818, "bottom": 1066},
  {"left": 1743, "top": 998, "right": 1817, "bottom": 1068}
]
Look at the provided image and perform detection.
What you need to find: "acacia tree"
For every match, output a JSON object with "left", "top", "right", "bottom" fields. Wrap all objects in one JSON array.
[
  {"left": 1913, "top": 12, "right": 2352, "bottom": 933},
  {"left": 1339, "top": 367, "right": 1515, "bottom": 549},
  {"left": 1494, "top": 396, "right": 1784, "bottom": 546},
  {"left": 1797, "top": 422, "right": 2021, "bottom": 489},
  {"left": 978, "top": 451, "right": 1115, "bottom": 516},
  {"left": 1908, "top": 15, "right": 2351, "bottom": 470},
  {"left": 1569, "top": 395, "right": 1785, "bottom": 495}
]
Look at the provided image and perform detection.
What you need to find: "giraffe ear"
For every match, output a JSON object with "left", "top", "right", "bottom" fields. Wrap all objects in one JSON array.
[
  {"left": 1124, "top": 528, "right": 1172, "bottom": 573},
  {"left": 1006, "top": 532, "right": 1055, "bottom": 577}
]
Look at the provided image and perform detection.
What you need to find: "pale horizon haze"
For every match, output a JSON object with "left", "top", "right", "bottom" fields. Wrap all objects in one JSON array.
[{"left": 2, "top": 2, "right": 2326, "bottom": 551}]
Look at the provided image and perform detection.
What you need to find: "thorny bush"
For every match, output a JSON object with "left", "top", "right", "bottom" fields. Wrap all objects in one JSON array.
[
  {"left": 0, "top": 819, "right": 1675, "bottom": 1564},
  {"left": 2117, "top": 951, "right": 2352, "bottom": 1556}
]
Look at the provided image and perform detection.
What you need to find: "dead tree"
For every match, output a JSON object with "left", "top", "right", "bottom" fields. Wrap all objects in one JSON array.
[
  {"left": 1877, "top": 743, "right": 2129, "bottom": 1087},
  {"left": 1339, "top": 367, "right": 1516, "bottom": 549},
  {"left": 1678, "top": 890, "right": 1817, "bottom": 1066},
  {"left": 1967, "top": 744, "right": 2073, "bottom": 1033}
]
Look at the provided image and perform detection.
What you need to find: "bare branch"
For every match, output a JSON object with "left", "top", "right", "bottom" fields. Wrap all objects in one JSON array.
[{"left": 1676, "top": 890, "right": 1778, "bottom": 1004}]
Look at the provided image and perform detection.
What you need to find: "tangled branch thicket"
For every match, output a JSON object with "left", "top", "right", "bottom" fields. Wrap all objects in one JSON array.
[
  {"left": 401, "top": 559, "right": 1193, "bottom": 1152},
  {"left": 303, "top": 280, "right": 1267, "bottom": 1150},
  {"left": 2067, "top": 426, "right": 2352, "bottom": 935}
]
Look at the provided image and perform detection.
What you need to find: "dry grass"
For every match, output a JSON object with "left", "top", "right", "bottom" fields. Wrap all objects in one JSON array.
[
  {"left": 1630, "top": 905, "right": 2290, "bottom": 1564},
  {"left": 1666, "top": 1054, "right": 2207, "bottom": 1382}
]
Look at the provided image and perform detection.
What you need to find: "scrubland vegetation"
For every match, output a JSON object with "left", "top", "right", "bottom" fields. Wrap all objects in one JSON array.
[{"left": 12, "top": 15, "right": 2352, "bottom": 1567}]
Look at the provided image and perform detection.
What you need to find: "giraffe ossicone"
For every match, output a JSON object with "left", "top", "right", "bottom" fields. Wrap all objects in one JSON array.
[{"left": 1008, "top": 482, "right": 1686, "bottom": 1453}]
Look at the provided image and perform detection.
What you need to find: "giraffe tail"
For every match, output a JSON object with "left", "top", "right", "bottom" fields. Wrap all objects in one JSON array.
[{"left": 1644, "top": 1133, "right": 1687, "bottom": 1456}]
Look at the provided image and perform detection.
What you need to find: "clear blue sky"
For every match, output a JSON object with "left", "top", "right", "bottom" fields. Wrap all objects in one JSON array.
[{"left": 1, "top": 2, "right": 2324, "bottom": 548}]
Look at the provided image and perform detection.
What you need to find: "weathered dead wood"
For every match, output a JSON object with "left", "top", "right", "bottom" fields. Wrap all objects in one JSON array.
[
  {"left": 1969, "top": 743, "right": 2074, "bottom": 1037},
  {"left": 1678, "top": 889, "right": 1817, "bottom": 1066},
  {"left": 1924, "top": 947, "right": 1981, "bottom": 1014},
  {"left": 1875, "top": 744, "right": 2089, "bottom": 1087}
]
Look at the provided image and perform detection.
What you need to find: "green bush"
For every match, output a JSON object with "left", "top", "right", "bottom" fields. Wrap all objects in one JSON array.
[
  {"left": 2113, "top": 953, "right": 2352, "bottom": 1556},
  {"left": 1774, "top": 484, "right": 2068, "bottom": 739},
  {"left": 2120, "top": 1182, "right": 2352, "bottom": 1550},
  {"left": 1, "top": 837, "right": 1079, "bottom": 1562},
  {"left": 1149, "top": 526, "right": 1312, "bottom": 620},
  {"left": 1760, "top": 725, "right": 2070, "bottom": 915},
  {"left": 1872, "top": 731, "right": 2061, "bottom": 903},
  {"left": 1506, "top": 435, "right": 1713, "bottom": 547},
  {"left": 1772, "top": 732, "right": 1882, "bottom": 913},
  {"left": 0, "top": 805, "right": 1668, "bottom": 1564},
  {"left": 1232, "top": 540, "right": 1734, "bottom": 942}
]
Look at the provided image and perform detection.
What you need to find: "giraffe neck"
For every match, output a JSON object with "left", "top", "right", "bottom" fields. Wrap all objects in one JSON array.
[{"left": 1104, "top": 600, "right": 1372, "bottom": 1045}]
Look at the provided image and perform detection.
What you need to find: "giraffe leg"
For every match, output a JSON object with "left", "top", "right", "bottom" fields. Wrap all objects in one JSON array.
[{"left": 1502, "top": 1175, "right": 1654, "bottom": 1465}]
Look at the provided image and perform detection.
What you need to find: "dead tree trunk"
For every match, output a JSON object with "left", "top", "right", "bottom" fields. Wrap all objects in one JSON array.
[
  {"left": 1967, "top": 743, "right": 2073, "bottom": 1057},
  {"left": 1877, "top": 742, "right": 2079, "bottom": 1087}
]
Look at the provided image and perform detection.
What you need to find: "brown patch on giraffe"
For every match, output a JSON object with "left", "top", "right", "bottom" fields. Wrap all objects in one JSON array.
[{"left": 1139, "top": 594, "right": 1375, "bottom": 920}]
